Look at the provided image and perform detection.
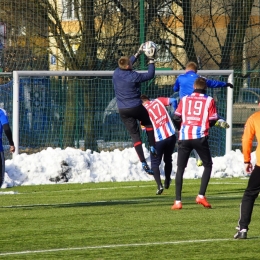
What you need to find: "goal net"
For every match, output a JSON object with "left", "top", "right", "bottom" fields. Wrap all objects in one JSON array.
[{"left": 3, "top": 70, "right": 233, "bottom": 158}]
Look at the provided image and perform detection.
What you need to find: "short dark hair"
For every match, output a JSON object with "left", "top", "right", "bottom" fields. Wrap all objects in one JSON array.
[
  {"left": 140, "top": 94, "right": 150, "bottom": 102},
  {"left": 194, "top": 77, "right": 207, "bottom": 90},
  {"left": 118, "top": 56, "right": 130, "bottom": 69},
  {"left": 186, "top": 61, "right": 198, "bottom": 72}
]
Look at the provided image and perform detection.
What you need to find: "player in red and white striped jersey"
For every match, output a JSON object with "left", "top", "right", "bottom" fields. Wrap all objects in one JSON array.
[
  {"left": 143, "top": 97, "right": 176, "bottom": 141},
  {"left": 175, "top": 91, "right": 218, "bottom": 140},
  {"left": 171, "top": 77, "right": 219, "bottom": 209},
  {"left": 141, "top": 95, "right": 177, "bottom": 195}
]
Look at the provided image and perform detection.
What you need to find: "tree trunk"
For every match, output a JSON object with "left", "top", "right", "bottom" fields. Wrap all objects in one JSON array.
[
  {"left": 182, "top": 0, "right": 197, "bottom": 63},
  {"left": 63, "top": 0, "right": 98, "bottom": 150},
  {"left": 220, "top": 0, "right": 240, "bottom": 69},
  {"left": 63, "top": 79, "right": 77, "bottom": 147},
  {"left": 233, "top": 0, "right": 254, "bottom": 73},
  {"left": 83, "top": 86, "right": 96, "bottom": 150}
]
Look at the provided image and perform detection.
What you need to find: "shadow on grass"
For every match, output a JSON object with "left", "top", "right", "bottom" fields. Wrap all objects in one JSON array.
[
  {"left": 2, "top": 190, "right": 257, "bottom": 210},
  {"left": 209, "top": 189, "right": 246, "bottom": 195},
  {"left": 0, "top": 195, "right": 170, "bottom": 209},
  {"left": 246, "top": 236, "right": 260, "bottom": 240}
]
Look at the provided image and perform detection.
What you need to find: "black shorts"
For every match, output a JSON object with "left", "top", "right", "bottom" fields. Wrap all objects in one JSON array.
[
  {"left": 119, "top": 105, "right": 152, "bottom": 143},
  {"left": 151, "top": 135, "right": 176, "bottom": 169},
  {"left": 177, "top": 136, "right": 212, "bottom": 169}
]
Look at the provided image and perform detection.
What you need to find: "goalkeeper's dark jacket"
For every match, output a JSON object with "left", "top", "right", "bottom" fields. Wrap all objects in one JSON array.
[
  {"left": 113, "top": 56, "right": 155, "bottom": 109},
  {"left": 173, "top": 70, "right": 227, "bottom": 99}
]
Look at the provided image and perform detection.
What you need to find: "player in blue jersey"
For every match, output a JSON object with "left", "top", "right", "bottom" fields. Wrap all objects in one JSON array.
[
  {"left": 113, "top": 44, "right": 157, "bottom": 175},
  {"left": 0, "top": 108, "right": 15, "bottom": 187},
  {"left": 173, "top": 61, "right": 232, "bottom": 166},
  {"left": 173, "top": 61, "right": 233, "bottom": 99}
]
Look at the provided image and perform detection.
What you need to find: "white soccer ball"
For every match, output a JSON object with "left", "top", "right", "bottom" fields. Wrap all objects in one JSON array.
[{"left": 142, "top": 41, "right": 157, "bottom": 58}]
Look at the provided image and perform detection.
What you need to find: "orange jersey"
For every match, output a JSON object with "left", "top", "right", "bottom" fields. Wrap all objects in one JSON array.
[{"left": 242, "top": 110, "right": 260, "bottom": 166}]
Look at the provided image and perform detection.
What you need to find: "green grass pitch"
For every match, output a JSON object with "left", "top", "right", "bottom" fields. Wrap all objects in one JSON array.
[{"left": 0, "top": 178, "right": 259, "bottom": 259}]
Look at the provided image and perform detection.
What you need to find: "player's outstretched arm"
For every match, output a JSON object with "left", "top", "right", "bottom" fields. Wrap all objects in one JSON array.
[{"left": 206, "top": 78, "right": 230, "bottom": 88}]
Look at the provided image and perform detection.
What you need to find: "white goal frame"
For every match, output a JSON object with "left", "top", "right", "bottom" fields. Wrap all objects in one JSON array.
[{"left": 12, "top": 70, "right": 234, "bottom": 157}]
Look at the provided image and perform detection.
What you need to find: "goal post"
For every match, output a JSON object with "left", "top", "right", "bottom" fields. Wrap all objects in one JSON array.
[{"left": 12, "top": 69, "right": 234, "bottom": 157}]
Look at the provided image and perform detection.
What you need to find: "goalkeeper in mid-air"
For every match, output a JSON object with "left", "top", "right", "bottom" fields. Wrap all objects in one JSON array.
[{"left": 112, "top": 42, "right": 157, "bottom": 175}]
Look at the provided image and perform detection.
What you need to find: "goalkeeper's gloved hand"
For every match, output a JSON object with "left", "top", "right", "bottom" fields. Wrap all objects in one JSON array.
[
  {"left": 244, "top": 162, "right": 253, "bottom": 176},
  {"left": 226, "top": 83, "right": 233, "bottom": 88},
  {"left": 145, "top": 47, "right": 156, "bottom": 61},
  {"left": 134, "top": 43, "right": 144, "bottom": 58},
  {"left": 196, "top": 159, "right": 203, "bottom": 167},
  {"left": 215, "top": 119, "right": 230, "bottom": 129}
]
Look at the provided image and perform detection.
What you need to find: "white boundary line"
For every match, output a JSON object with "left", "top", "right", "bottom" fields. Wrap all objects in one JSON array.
[{"left": 0, "top": 238, "right": 231, "bottom": 256}]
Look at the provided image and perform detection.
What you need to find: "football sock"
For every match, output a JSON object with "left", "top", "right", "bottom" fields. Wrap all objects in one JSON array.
[{"left": 152, "top": 167, "right": 162, "bottom": 187}]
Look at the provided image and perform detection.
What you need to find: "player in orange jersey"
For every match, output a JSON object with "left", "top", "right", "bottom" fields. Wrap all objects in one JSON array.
[{"left": 234, "top": 99, "right": 260, "bottom": 239}]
